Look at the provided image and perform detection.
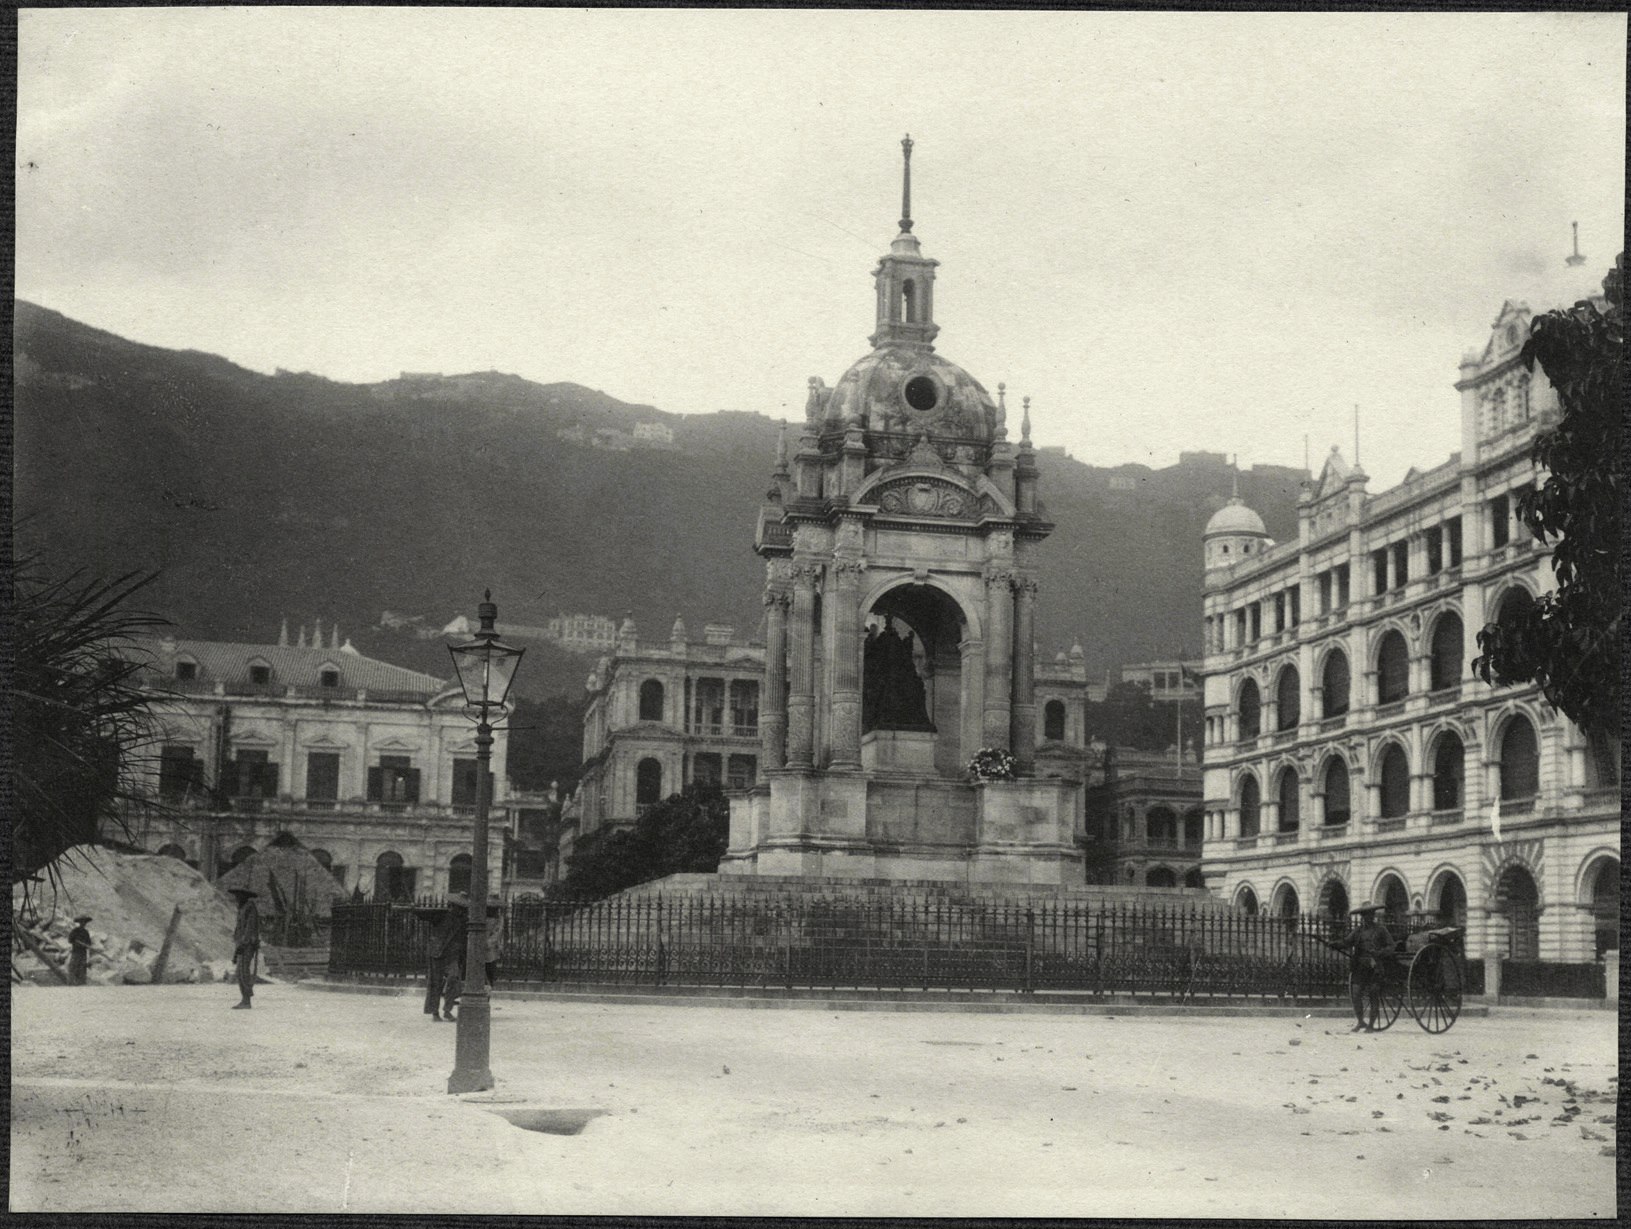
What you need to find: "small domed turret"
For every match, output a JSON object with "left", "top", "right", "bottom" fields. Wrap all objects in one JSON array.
[{"left": 1204, "top": 467, "right": 1271, "bottom": 568}]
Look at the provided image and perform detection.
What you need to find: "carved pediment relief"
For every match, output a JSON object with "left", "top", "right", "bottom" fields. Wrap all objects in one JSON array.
[{"left": 874, "top": 475, "right": 975, "bottom": 520}]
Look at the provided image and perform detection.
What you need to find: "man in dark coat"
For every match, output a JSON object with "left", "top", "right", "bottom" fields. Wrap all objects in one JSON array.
[
  {"left": 437, "top": 893, "right": 470, "bottom": 1021},
  {"left": 1332, "top": 903, "right": 1395, "bottom": 1031},
  {"left": 68, "top": 915, "right": 93, "bottom": 985},
  {"left": 425, "top": 903, "right": 462, "bottom": 1021},
  {"left": 230, "top": 888, "right": 260, "bottom": 1009}
]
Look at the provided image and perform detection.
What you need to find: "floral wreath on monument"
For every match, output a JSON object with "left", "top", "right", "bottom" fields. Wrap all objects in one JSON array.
[{"left": 966, "top": 747, "right": 1017, "bottom": 782}]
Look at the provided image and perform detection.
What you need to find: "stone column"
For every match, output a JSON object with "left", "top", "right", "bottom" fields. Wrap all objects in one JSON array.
[
  {"left": 785, "top": 564, "right": 819, "bottom": 767},
  {"left": 982, "top": 566, "right": 1014, "bottom": 750},
  {"left": 760, "top": 589, "right": 790, "bottom": 769},
  {"left": 1010, "top": 576, "right": 1039, "bottom": 773},
  {"left": 827, "top": 558, "right": 865, "bottom": 769}
]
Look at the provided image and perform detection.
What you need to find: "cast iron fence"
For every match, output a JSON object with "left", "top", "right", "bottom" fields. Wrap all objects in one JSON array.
[{"left": 329, "top": 893, "right": 1357, "bottom": 1001}]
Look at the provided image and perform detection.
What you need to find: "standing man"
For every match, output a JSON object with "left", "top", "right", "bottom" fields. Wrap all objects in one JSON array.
[
  {"left": 437, "top": 893, "right": 469, "bottom": 1022},
  {"left": 426, "top": 902, "right": 462, "bottom": 1021},
  {"left": 1332, "top": 903, "right": 1395, "bottom": 1032},
  {"left": 68, "top": 915, "right": 93, "bottom": 985},
  {"left": 229, "top": 887, "right": 260, "bottom": 1009}
]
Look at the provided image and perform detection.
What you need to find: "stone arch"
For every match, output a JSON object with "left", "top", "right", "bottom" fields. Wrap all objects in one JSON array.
[
  {"left": 1370, "top": 869, "right": 1411, "bottom": 929},
  {"left": 1491, "top": 860, "right": 1542, "bottom": 960},
  {"left": 1319, "top": 644, "right": 1351, "bottom": 718},
  {"left": 1425, "top": 866, "right": 1469, "bottom": 926},
  {"left": 864, "top": 579, "right": 976, "bottom": 775},
  {"left": 1146, "top": 866, "right": 1178, "bottom": 888},
  {"left": 859, "top": 570, "right": 984, "bottom": 644},
  {"left": 1374, "top": 626, "right": 1411, "bottom": 704},
  {"left": 1146, "top": 806, "right": 1177, "bottom": 847},
  {"left": 158, "top": 843, "right": 187, "bottom": 859},
  {"left": 1270, "top": 880, "right": 1301, "bottom": 918},
  {"left": 1317, "top": 751, "right": 1353, "bottom": 826},
  {"left": 638, "top": 678, "right": 665, "bottom": 722},
  {"left": 1237, "top": 676, "right": 1262, "bottom": 739},
  {"left": 1492, "top": 709, "right": 1541, "bottom": 800},
  {"left": 1235, "top": 769, "right": 1262, "bottom": 836},
  {"left": 1274, "top": 763, "right": 1301, "bottom": 831},
  {"left": 1427, "top": 725, "right": 1467, "bottom": 811},
  {"left": 1043, "top": 698, "right": 1067, "bottom": 741},
  {"left": 1427, "top": 608, "right": 1465, "bottom": 691},
  {"left": 635, "top": 758, "right": 663, "bottom": 809},
  {"left": 1373, "top": 738, "right": 1411, "bottom": 819},
  {"left": 448, "top": 852, "right": 473, "bottom": 896},
  {"left": 1578, "top": 850, "right": 1620, "bottom": 957},
  {"left": 1235, "top": 884, "right": 1260, "bottom": 915},
  {"left": 1183, "top": 867, "right": 1205, "bottom": 889},
  {"left": 1316, "top": 875, "right": 1350, "bottom": 921},
  {"left": 1274, "top": 662, "right": 1301, "bottom": 730}
]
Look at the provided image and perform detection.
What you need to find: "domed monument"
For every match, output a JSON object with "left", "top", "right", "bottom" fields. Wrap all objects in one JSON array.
[{"left": 723, "top": 138, "right": 1083, "bottom": 884}]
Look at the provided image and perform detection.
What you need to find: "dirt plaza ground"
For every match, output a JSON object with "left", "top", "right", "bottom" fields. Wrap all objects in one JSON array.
[{"left": 9, "top": 981, "right": 1618, "bottom": 1217}]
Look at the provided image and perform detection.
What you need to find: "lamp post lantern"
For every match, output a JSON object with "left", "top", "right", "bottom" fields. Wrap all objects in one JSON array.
[{"left": 445, "top": 590, "right": 524, "bottom": 1094}]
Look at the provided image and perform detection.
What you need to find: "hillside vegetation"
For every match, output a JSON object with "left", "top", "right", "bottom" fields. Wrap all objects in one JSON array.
[{"left": 13, "top": 300, "right": 1300, "bottom": 696}]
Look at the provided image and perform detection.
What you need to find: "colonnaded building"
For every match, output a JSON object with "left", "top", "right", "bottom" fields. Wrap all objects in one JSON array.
[
  {"left": 1199, "top": 298, "right": 1619, "bottom": 963},
  {"left": 124, "top": 626, "right": 510, "bottom": 900}
]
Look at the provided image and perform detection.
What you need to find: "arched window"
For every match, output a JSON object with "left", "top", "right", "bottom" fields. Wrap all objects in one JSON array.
[
  {"left": 1435, "top": 873, "right": 1467, "bottom": 927},
  {"left": 638, "top": 679, "right": 665, "bottom": 722},
  {"left": 1377, "top": 875, "right": 1410, "bottom": 931},
  {"left": 1322, "top": 758, "right": 1350, "bottom": 826},
  {"left": 1237, "top": 886, "right": 1259, "bottom": 915},
  {"left": 1319, "top": 879, "right": 1350, "bottom": 922},
  {"left": 448, "top": 853, "right": 472, "bottom": 897},
  {"left": 1378, "top": 744, "right": 1410, "bottom": 818},
  {"left": 1274, "top": 884, "right": 1300, "bottom": 918},
  {"left": 1584, "top": 728, "right": 1621, "bottom": 788},
  {"left": 1043, "top": 699, "right": 1066, "bottom": 742},
  {"left": 158, "top": 843, "right": 187, "bottom": 860},
  {"left": 1276, "top": 768, "right": 1300, "bottom": 832},
  {"left": 1376, "top": 630, "right": 1409, "bottom": 704},
  {"left": 1499, "top": 715, "right": 1539, "bottom": 800},
  {"left": 310, "top": 848, "right": 333, "bottom": 869},
  {"left": 374, "top": 850, "right": 413, "bottom": 901},
  {"left": 901, "top": 279, "right": 917, "bottom": 323},
  {"left": 1182, "top": 809, "right": 1203, "bottom": 848},
  {"left": 1147, "top": 807, "right": 1176, "bottom": 847},
  {"left": 1322, "top": 650, "right": 1350, "bottom": 717},
  {"left": 1588, "top": 857, "right": 1620, "bottom": 957},
  {"left": 229, "top": 845, "right": 256, "bottom": 867},
  {"left": 1275, "top": 665, "right": 1300, "bottom": 730},
  {"left": 1431, "top": 732, "right": 1465, "bottom": 811},
  {"left": 1238, "top": 774, "right": 1261, "bottom": 837},
  {"left": 636, "top": 758, "right": 663, "bottom": 808},
  {"left": 1494, "top": 864, "right": 1540, "bottom": 960},
  {"left": 1146, "top": 867, "right": 1177, "bottom": 888},
  {"left": 1238, "top": 679, "right": 1261, "bottom": 739},
  {"left": 1487, "top": 590, "right": 1536, "bottom": 683},
  {"left": 1429, "top": 613, "right": 1464, "bottom": 691}
]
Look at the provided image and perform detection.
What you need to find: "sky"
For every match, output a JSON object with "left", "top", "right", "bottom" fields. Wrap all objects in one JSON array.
[{"left": 16, "top": 9, "right": 1626, "bottom": 492}]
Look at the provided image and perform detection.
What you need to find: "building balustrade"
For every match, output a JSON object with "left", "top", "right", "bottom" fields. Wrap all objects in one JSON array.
[
  {"left": 148, "top": 793, "right": 497, "bottom": 819},
  {"left": 1374, "top": 818, "right": 1407, "bottom": 834},
  {"left": 1234, "top": 835, "right": 1258, "bottom": 851},
  {"left": 1266, "top": 830, "right": 1298, "bottom": 847},
  {"left": 1317, "top": 822, "right": 1349, "bottom": 840},
  {"left": 1429, "top": 807, "right": 1464, "bottom": 825},
  {"left": 1318, "top": 715, "right": 1346, "bottom": 733},
  {"left": 1502, "top": 795, "right": 1537, "bottom": 816},
  {"left": 1427, "top": 685, "right": 1462, "bottom": 705}
]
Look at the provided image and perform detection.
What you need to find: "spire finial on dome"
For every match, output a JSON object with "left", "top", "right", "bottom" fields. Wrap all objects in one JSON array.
[
  {"left": 899, "top": 134, "right": 914, "bottom": 233},
  {"left": 278, "top": 617, "right": 289, "bottom": 648},
  {"left": 1230, "top": 455, "right": 1240, "bottom": 501},
  {"left": 1021, "top": 396, "right": 1032, "bottom": 444},
  {"left": 774, "top": 421, "right": 789, "bottom": 470}
]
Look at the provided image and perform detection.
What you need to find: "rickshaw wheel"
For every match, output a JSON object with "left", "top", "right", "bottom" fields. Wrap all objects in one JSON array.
[{"left": 1407, "top": 944, "right": 1463, "bottom": 1033}]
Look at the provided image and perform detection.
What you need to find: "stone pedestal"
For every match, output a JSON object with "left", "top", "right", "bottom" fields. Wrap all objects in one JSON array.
[
  {"left": 970, "top": 777, "right": 1084, "bottom": 885},
  {"left": 861, "top": 730, "right": 937, "bottom": 775}
]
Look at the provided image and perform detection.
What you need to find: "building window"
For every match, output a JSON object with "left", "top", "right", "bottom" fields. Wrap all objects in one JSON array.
[
  {"left": 175, "top": 660, "right": 198, "bottom": 682},
  {"left": 1322, "top": 758, "right": 1351, "bottom": 825},
  {"left": 1234, "top": 609, "right": 1247, "bottom": 645},
  {"left": 1237, "top": 679, "right": 1261, "bottom": 739},
  {"left": 158, "top": 745, "right": 205, "bottom": 800},
  {"left": 452, "top": 757, "right": 490, "bottom": 809},
  {"left": 1043, "top": 700, "right": 1067, "bottom": 741},
  {"left": 1275, "top": 665, "right": 1300, "bottom": 731},
  {"left": 224, "top": 749, "right": 278, "bottom": 799},
  {"left": 1237, "top": 776, "right": 1261, "bottom": 837},
  {"left": 1490, "top": 494, "right": 1510, "bottom": 548},
  {"left": 1391, "top": 540, "right": 1409, "bottom": 589},
  {"left": 1273, "top": 593, "right": 1286, "bottom": 633},
  {"left": 1321, "top": 650, "right": 1350, "bottom": 718},
  {"left": 1378, "top": 744, "right": 1410, "bottom": 818},
  {"left": 639, "top": 679, "right": 665, "bottom": 723},
  {"left": 249, "top": 663, "right": 272, "bottom": 685},
  {"left": 1498, "top": 715, "right": 1539, "bottom": 800},
  {"left": 448, "top": 853, "right": 472, "bottom": 897},
  {"left": 692, "top": 679, "right": 726, "bottom": 734},
  {"left": 1376, "top": 630, "right": 1409, "bottom": 704},
  {"left": 320, "top": 668, "right": 340, "bottom": 688},
  {"left": 368, "top": 755, "right": 420, "bottom": 808},
  {"left": 1277, "top": 768, "right": 1300, "bottom": 832},
  {"left": 305, "top": 751, "right": 340, "bottom": 804},
  {"left": 374, "top": 851, "right": 415, "bottom": 902},
  {"left": 1431, "top": 732, "right": 1464, "bottom": 810},
  {"left": 1425, "top": 526, "right": 1443, "bottom": 575},
  {"left": 726, "top": 754, "right": 757, "bottom": 789},
  {"left": 1429, "top": 613, "right": 1463, "bottom": 690},
  {"left": 1147, "top": 807, "right": 1177, "bottom": 847},
  {"left": 1335, "top": 564, "right": 1350, "bottom": 608},
  {"left": 729, "top": 680, "right": 759, "bottom": 737},
  {"left": 1249, "top": 603, "right": 1261, "bottom": 642},
  {"left": 635, "top": 758, "right": 663, "bottom": 811},
  {"left": 1372, "top": 548, "right": 1389, "bottom": 596},
  {"left": 1288, "top": 588, "right": 1300, "bottom": 626},
  {"left": 1318, "top": 571, "right": 1333, "bottom": 614},
  {"left": 1512, "top": 483, "right": 1536, "bottom": 539},
  {"left": 1584, "top": 729, "right": 1620, "bottom": 788},
  {"left": 1446, "top": 517, "right": 1462, "bottom": 567},
  {"left": 692, "top": 753, "right": 722, "bottom": 787}
]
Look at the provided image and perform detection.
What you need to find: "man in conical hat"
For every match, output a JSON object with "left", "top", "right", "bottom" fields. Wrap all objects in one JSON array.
[
  {"left": 68, "top": 915, "right": 93, "bottom": 986},
  {"left": 1332, "top": 903, "right": 1395, "bottom": 1032},
  {"left": 229, "top": 888, "right": 260, "bottom": 1009}
]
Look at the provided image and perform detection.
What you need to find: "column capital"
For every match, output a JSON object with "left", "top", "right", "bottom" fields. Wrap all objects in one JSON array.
[
  {"left": 831, "top": 558, "right": 867, "bottom": 578},
  {"left": 763, "top": 588, "right": 792, "bottom": 610},
  {"left": 984, "top": 565, "right": 1017, "bottom": 590}
]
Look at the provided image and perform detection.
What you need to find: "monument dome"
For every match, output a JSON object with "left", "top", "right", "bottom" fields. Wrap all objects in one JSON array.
[{"left": 819, "top": 345, "right": 998, "bottom": 443}]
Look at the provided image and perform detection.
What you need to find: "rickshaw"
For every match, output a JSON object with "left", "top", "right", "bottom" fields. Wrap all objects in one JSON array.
[{"left": 1344, "top": 924, "right": 1466, "bottom": 1034}]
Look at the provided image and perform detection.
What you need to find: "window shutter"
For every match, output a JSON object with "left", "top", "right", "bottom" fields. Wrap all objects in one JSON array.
[
  {"left": 367, "top": 766, "right": 383, "bottom": 801},
  {"left": 405, "top": 769, "right": 422, "bottom": 804}
]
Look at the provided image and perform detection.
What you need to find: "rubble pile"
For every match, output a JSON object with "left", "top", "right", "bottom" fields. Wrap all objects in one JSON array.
[
  {"left": 216, "top": 843, "right": 348, "bottom": 918},
  {"left": 12, "top": 846, "right": 239, "bottom": 986}
]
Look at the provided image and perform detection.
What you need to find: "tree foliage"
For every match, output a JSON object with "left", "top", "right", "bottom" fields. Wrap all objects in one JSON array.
[
  {"left": 10, "top": 559, "right": 170, "bottom": 887},
  {"left": 1472, "top": 255, "right": 1623, "bottom": 737},
  {"left": 1082, "top": 681, "right": 1202, "bottom": 758},
  {"left": 504, "top": 693, "right": 589, "bottom": 794},
  {"left": 559, "top": 782, "right": 729, "bottom": 900}
]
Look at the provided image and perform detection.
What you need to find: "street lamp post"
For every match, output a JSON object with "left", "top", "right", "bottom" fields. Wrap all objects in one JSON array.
[{"left": 445, "top": 591, "right": 524, "bottom": 1095}]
